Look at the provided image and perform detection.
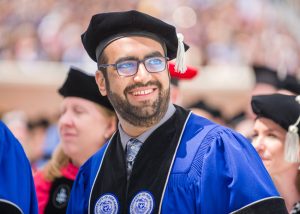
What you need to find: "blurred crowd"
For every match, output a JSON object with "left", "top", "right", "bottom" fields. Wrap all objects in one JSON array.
[
  {"left": 1, "top": 2, "right": 300, "bottom": 212},
  {"left": 1, "top": 0, "right": 300, "bottom": 168},
  {"left": 0, "top": 0, "right": 299, "bottom": 72},
  {"left": 1, "top": 110, "right": 59, "bottom": 171}
]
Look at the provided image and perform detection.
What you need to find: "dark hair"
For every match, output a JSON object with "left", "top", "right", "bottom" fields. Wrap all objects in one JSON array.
[
  {"left": 97, "top": 52, "right": 111, "bottom": 90},
  {"left": 297, "top": 171, "right": 300, "bottom": 193},
  {"left": 97, "top": 53, "right": 108, "bottom": 79}
]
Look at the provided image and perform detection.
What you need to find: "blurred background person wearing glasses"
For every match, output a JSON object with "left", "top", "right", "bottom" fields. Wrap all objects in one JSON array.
[
  {"left": 251, "top": 93, "right": 300, "bottom": 213},
  {"left": 34, "top": 67, "right": 116, "bottom": 214}
]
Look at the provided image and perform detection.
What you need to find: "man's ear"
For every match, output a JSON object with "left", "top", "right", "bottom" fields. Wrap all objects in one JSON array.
[{"left": 95, "top": 71, "right": 107, "bottom": 96}]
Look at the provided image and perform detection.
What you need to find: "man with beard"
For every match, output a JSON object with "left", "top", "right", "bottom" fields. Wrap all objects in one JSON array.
[{"left": 67, "top": 10, "right": 287, "bottom": 214}]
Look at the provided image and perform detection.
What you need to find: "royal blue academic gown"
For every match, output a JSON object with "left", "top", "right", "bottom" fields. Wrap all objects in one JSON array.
[
  {"left": 67, "top": 107, "right": 287, "bottom": 214},
  {"left": 0, "top": 121, "right": 38, "bottom": 214}
]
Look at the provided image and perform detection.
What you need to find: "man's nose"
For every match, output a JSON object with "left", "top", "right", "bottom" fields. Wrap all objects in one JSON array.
[{"left": 133, "top": 63, "right": 151, "bottom": 83}]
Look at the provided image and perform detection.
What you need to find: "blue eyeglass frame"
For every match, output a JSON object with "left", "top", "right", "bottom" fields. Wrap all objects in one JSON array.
[{"left": 98, "top": 56, "right": 169, "bottom": 77}]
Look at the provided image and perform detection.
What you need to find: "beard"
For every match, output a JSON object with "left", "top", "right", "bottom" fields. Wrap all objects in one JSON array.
[{"left": 106, "top": 80, "right": 170, "bottom": 127}]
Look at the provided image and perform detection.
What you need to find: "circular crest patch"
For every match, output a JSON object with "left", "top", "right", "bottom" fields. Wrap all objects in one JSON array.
[
  {"left": 52, "top": 184, "right": 70, "bottom": 208},
  {"left": 94, "top": 194, "right": 119, "bottom": 214},
  {"left": 129, "top": 191, "right": 154, "bottom": 214}
]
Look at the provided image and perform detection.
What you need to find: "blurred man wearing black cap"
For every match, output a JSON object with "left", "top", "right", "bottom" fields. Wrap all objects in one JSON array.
[
  {"left": 251, "top": 93, "right": 300, "bottom": 213},
  {"left": 34, "top": 67, "right": 116, "bottom": 214},
  {"left": 188, "top": 100, "right": 225, "bottom": 125},
  {"left": 67, "top": 10, "right": 287, "bottom": 214},
  {"left": 279, "top": 74, "right": 300, "bottom": 95},
  {"left": 229, "top": 64, "right": 281, "bottom": 140}
]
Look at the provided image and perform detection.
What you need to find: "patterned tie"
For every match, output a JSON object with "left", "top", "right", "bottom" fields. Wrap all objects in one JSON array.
[{"left": 126, "top": 138, "right": 143, "bottom": 179}]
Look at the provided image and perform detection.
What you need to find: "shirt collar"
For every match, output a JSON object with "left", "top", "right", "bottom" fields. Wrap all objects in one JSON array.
[{"left": 118, "top": 102, "right": 176, "bottom": 150}]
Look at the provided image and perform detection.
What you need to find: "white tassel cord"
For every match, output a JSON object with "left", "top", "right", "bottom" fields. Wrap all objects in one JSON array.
[
  {"left": 175, "top": 33, "right": 187, "bottom": 74},
  {"left": 284, "top": 95, "right": 300, "bottom": 163},
  {"left": 285, "top": 125, "right": 300, "bottom": 162}
]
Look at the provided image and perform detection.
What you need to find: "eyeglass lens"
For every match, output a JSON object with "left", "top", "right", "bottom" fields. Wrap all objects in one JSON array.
[{"left": 116, "top": 56, "right": 167, "bottom": 76}]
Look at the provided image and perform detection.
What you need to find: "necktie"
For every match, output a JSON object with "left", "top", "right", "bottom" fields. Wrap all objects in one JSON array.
[{"left": 126, "top": 138, "right": 142, "bottom": 179}]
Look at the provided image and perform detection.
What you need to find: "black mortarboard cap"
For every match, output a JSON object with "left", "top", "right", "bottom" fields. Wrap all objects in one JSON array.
[
  {"left": 251, "top": 93, "right": 300, "bottom": 134},
  {"left": 81, "top": 10, "right": 189, "bottom": 63},
  {"left": 189, "top": 100, "right": 222, "bottom": 118},
  {"left": 279, "top": 74, "right": 300, "bottom": 95},
  {"left": 225, "top": 111, "right": 246, "bottom": 127},
  {"left": 253, "top": 65, "right": 280, "bottom": 88},
  {"left": 58, "top": 67, "right": 114, "bottom": 111}
]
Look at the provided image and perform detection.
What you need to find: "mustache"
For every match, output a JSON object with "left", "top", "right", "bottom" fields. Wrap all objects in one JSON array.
[{"left": 124, "top": 81, "right": 162, "bottom": 94}]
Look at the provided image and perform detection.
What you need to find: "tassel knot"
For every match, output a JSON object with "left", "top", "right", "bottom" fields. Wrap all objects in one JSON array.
[
  {"left": 177, "top": 33, "right": 184, "bottom": 42},
  {"left": 296, "top": 95, "right": 300, "bottom": 104},
  {"left": 289, "top": 125, "right": 298, "bottom": 133}
]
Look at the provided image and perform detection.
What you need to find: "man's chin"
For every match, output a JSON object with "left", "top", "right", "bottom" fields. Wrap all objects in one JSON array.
[{"left": 127, "top": 98, "right": 155, "bottom": 107}]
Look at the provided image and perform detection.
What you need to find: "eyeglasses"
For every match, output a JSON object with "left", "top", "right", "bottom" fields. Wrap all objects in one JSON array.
[{"left": 98, "top": 56, "right": 169, "bottom": 77}]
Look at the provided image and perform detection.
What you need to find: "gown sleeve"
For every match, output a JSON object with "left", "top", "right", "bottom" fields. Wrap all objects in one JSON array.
[
  {"left": 200, "top": 127, "right": 287, "bottom": 213},
  {"left": 0, "top": 121, "right": 38, "bottom": 214}
]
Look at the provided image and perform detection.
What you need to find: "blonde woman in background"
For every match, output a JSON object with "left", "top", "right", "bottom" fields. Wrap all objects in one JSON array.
[
  {"left": 34, "top": 67, "right": 116, "bottom": 214},
  {"left": 251, "top": 93, "right": 300, "bottom": 213}
]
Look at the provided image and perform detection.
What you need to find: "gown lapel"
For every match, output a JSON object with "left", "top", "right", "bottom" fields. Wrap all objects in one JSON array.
[{"left": 90, "top": 106, "right": 190, "bottom": 213}]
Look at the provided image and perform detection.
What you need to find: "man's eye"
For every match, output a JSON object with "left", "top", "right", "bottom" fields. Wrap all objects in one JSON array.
[
  {"left": 118, "top": 61, "right": 136, "bottom": 69},
  {"left": 148, "top": 58, "right": 163, "bottom": 65}
]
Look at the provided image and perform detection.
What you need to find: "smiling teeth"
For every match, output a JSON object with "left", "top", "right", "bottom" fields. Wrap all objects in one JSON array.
[{"left": 133, "top": 89, "right": 153, "bottom": 95}]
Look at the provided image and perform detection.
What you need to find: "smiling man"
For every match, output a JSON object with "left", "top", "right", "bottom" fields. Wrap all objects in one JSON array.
[{"left": 67, "top": 10, "right": 287, "bottom": 214}]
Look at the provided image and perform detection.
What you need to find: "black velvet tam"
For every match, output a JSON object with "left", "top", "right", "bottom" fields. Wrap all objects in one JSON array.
[
  {"left": 81, "top": 10, "right": 189, "bottom": 62},
  {"left": 279, "top": 74, "right": 300, "bottom": 95},
  {"left": 58, "top": 67, "right": 113, "bottom": 111},
  {"left": 253, "top": 65, "right": 280, "bottom": 88},
  {"left": 189, "top": 100, "right": 222, "bottom": 118},
  {"left": 251, "top": 93, "right": 300, "bottom": 134}
]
